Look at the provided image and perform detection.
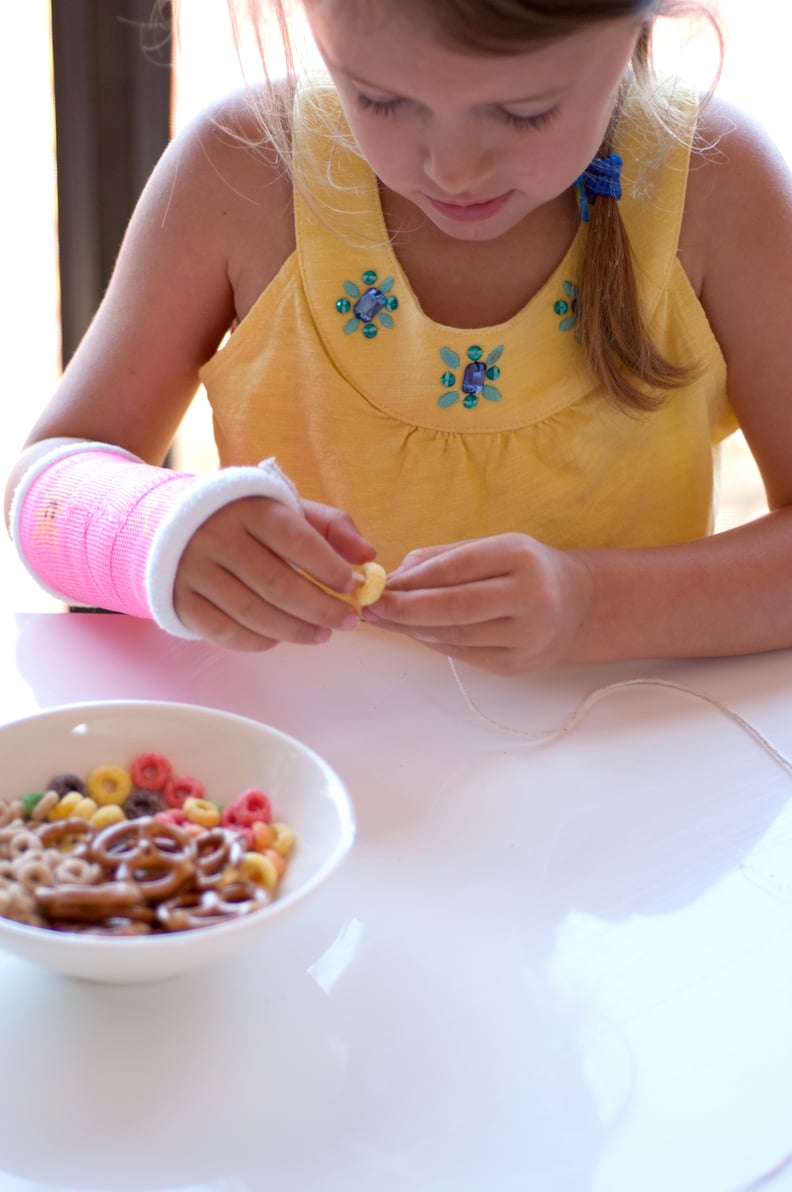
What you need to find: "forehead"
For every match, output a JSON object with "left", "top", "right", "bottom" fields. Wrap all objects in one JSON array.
[
  {"left": 305, "top": 4, "right": 641, "bottom": 103},
  {"left": 302, "top": 0, "right": 650, "bottom": 50}
]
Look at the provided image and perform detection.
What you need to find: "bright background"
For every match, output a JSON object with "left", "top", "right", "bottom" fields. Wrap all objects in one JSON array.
[{"left": 0, "top": 0, "right": 784, "bottom": 612}]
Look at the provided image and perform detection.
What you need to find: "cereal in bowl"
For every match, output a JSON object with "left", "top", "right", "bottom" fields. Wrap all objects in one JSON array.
[{"left": 0, "top": 752, "right": 296, "bottom": 935}]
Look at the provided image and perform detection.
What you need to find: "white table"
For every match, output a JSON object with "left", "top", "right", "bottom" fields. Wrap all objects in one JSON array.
[{"left": 1, "top": 612, "right": 791, "bottom": 1192}]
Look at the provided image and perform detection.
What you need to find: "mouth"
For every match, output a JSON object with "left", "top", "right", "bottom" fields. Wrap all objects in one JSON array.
[{"left": 424, "top": 191, "right": 514, "bottom": 222}]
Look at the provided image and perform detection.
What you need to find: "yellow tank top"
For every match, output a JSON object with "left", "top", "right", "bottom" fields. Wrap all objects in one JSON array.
[{"left": 199, "top": 84, "right": 735, "bottom": 572}]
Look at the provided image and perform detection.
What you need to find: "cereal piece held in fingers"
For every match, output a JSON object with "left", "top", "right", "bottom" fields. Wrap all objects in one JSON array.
[{"left": 352, "top": 561, "right": 387, "bottom": 610}]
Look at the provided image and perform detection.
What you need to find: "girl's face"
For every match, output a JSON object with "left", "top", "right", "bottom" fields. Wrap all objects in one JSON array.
[{"left": 303, "top": 3, "right": 643, "bottom": 242}]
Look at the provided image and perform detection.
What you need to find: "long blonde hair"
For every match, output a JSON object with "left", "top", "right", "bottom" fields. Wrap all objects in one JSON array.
[{"left": 218, "top": 0, "right": 721, "bottom": 412}]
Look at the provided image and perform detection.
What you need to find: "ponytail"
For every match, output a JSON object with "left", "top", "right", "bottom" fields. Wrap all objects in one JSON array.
[{"left": 577, "top": 173, "right": 696, "bottom": 413}]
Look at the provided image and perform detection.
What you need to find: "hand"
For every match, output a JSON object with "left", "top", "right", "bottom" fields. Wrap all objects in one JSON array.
[
  {"left": 174, "top": 496, "right": 376, "bottom": 650},
  {"left": 362, "top": 533, "right": 593, "bottom": 675}
]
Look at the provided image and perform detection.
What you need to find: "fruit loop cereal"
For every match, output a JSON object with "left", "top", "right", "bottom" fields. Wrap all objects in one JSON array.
[{"left": 0, "top": 752, "right": 296, "bottom": 936}]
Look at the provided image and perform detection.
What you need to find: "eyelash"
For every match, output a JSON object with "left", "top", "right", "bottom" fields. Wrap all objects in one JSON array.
[
  {"left": 355, "top": 92, "right": 559, "bottom": 132},
  {"left": 498, "top": 106, "right": 560, "bottom": 132},
  {"left": 355, "top": 94, "right": 402, "bottom": 118}
]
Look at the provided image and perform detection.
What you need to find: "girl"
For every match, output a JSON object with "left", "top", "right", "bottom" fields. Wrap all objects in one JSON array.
[{"left": 6, "top": 0, "right": 792, "bottom": 675}]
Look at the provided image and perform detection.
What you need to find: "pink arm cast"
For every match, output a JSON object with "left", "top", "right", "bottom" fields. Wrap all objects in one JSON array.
[{"left": 9, "top": 443, "right": 302, "bottom": 639}]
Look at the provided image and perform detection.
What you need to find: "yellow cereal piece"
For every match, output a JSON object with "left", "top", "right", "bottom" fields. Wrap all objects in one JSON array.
[
  {"left": 71, "top": 797, "right": 98, "bottom": 820},
  {"left": 239, "top": 850, "right": 283, "bottom": 891},
  {"left": 183, "top": 797, "right": 220, "bottom": 828},
  {"left": 302, "top": 560, "right": 387, "bottom": 613},
  {"left": 270, "top": 822, "right": 295, "bottom": 857},
  {"left": 91, "top": 804, "right": 126, "bottom": 829},
  {"left": 352, "top": 561, "right": 387, "bottom": 609},
  {"left": 48, "top": 791, "right": 84, "bottom": 821},
  {"left": 87, "top": 764, "right": 133, "bottom": 806}
]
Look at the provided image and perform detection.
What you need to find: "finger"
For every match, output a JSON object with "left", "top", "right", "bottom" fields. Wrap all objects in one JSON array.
[
  {"left": 364, "top": 576, "right": 509, "bottom": 628},
  {"left": 304, "top": 501, "right": 377, "bottom": 565},
  {"left": 245, "top": 500, "right": 361, "bottom": 596},
  {"left": 308, "top": 560, "right": 387, "bottom": 612},
  {"left": 192, "top": 501, "right": 360, "bottom": 624},
  {"left": 388, "top": 542, "right": 462, "bottom": 580},
  {"left": 179, "top": 558, "right": 356, "bottom": 642},
  {"left": 386, "top": 540, "right": 508, "bottom": 592},
  {"left": 365, "top": 610, "right": 515, "bottom": 648},
  {"left": 175, "top": 587, "right": 287, "bottom": 652}
]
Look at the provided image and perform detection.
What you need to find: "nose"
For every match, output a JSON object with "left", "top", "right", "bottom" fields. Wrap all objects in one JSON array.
[{"left": 422, "top": 130, "right": 495, "bottom": 196}]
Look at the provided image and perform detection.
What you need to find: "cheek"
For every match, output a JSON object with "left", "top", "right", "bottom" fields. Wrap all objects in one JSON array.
[
  {"left": 530, "top": 122, "right": 611, "bottom": 190},
  {"left": 350, "top": 123, "right": 416, "bottom": 182}
]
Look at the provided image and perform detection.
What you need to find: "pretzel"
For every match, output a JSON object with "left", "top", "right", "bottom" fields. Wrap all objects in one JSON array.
[
  {"left": 193, "top": 827, "right": 245, "bottom": 889},
  {"left": 34, "top": 880, "right": 142, "bottom": 923},
  {"left": 156, "top": 881, "right": 269, "bottom": 932},
  {"left": 38, "top": 817, "right": 95, "bottom": 854},
  {"left": 89, "top": 816, "right": 196, "bottom": 900}
]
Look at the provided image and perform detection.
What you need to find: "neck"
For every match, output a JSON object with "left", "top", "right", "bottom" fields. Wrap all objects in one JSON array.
[{"left": 380, "top": 186, "right": 581, "bottom": 328}]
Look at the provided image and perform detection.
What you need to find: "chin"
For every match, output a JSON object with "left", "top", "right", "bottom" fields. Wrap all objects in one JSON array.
[{"left": 423, "top": 206, "right": 531, "bottom": 243}]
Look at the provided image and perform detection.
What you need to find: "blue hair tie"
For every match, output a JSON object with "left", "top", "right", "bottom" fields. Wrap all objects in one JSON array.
[{"left": 574, "top": 152, "right": 623, "bottom": 223}]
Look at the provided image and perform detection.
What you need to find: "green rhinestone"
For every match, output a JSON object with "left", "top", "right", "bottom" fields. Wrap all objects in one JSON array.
[
  {"left": 467, "top": 345, "right": 483, "bottom": 361},
  {"left": 362, "top": 323, "right": 378, "bottom": 339},
  {"left": 463, "top": 394, "right": 478, "bottom": 409},
  {"left": 384, "top": 296, "right": 399, "bottom": 311},
  {"left": 361, "top": 270, "right": 378, "bottom": 285},
  {"left": 554, "top": 300, "right": 569, "bottom": 316},
  {"left": 486, "top": 366, "right": 501, "bottom": 381},
  {"left": 441, "top": 371, "right": 456, "bottom": 387},
  {"left": 336, "top": 298, "right": 351, "bottom": 314}
]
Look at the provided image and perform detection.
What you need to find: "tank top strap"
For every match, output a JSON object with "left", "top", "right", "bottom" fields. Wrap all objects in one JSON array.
[{"left": 615, "top": 83, "right": 699, "bottom": 321}]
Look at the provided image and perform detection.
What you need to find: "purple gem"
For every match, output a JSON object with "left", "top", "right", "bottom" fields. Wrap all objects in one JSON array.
[
  {"left": 353, "top": 287, "right": 386, "bottom": 323},
  {"left": 462, "top": 361, "right": 487, "bottom": 394}
]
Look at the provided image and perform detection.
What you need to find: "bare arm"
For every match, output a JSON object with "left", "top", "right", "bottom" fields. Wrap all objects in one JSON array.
[
  {"left": 570, "top": 99, "right": 792, "bottom": 661},
  {"left": 4, "top": 89, "right": 291, "bottom": 509},
  {"left": 4, "top": 89, "right": 372, "bottom": 649}
]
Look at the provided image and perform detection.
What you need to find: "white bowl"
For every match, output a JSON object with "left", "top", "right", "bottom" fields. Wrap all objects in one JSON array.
[{"left": 0, "top": 700, "right": 355, "bottom": 984}]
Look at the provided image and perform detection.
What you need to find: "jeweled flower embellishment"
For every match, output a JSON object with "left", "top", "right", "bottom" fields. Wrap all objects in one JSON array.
[
  {"left": 554, "top": 280, "right": 578, "bottom": 332},
  {"left": 335, "top": 269, "right": 399, "bottom": 339},
  {"left": 438, "top": 344, "right": 504, "bottom": 409}
]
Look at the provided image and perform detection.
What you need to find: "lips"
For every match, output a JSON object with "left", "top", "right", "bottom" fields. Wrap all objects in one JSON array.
[{"left": 424, "top": 191, "right": 514, "bottom": 222}]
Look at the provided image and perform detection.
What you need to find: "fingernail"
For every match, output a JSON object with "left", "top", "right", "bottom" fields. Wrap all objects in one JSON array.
[
  {"left": 341, "top": 611, "right": 360, "bottom": 631},
  {"left": 314, "top": 627, "right": 332, "bottom": 643}
]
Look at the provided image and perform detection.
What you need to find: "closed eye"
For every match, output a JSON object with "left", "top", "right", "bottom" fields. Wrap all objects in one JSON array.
[
  {"left": 496, "top": 106, "right": 560, "bottom": 131},
  {"left": 356, "top": 92, "right": 403, "bottom": 117},
  {"left": 355, "top": 90, "right": 560, "bottom": 132}
]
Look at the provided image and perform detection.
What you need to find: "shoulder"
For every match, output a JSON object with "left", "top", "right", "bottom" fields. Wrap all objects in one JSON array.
[
  {"left": 139, "top": 82, "right": 293, "bottom": 225},
  {"left": 146, "top": 81, "right": 299, "bottom": 321},
  {"left": 679, "top": 93, "right": 792, "bottom": 294},
  {"left": 676, "top": 95, "right": 792, "bottom": 510}
]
